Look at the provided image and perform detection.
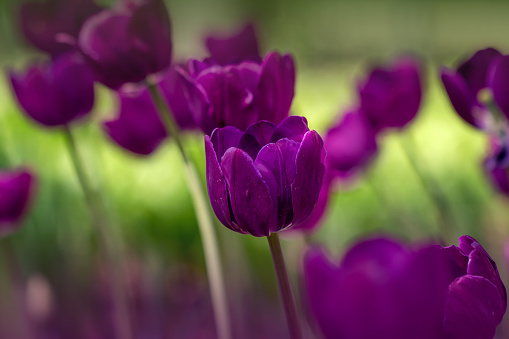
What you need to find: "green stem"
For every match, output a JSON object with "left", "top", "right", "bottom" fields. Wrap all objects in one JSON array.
[
  {"left": 147, "top": 83, "right": 232, "bottom": 339},
  {"left": 399, "top": 135, "right": 452, "bottom": 243},
  {"left": 62, "top": 126, "right": 132, "bottom": 339},
  {"left": 267, "top": 233, "right": 302, "bottom": 339}
]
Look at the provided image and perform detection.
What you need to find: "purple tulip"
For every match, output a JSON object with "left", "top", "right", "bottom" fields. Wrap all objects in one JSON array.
[
  {"left": 358, "top": 57, "right": 422, "bottom": 132},
  {"left": 10, "top": 52, "right": 95, "bottom": 127},
  {"left": 0, "top": 169, "right": 35, "bottom": 235},
  {"left": 177, "top": 51, "right": 295, "bottom": 135},
  {"left": 304, "top": 235, "right": 506, "bottom": 339},
  {"left": 104, "top": 66, "right": 197, "bottom": 155},
  {"left": 324, "top": 110, "right": 378, "bottom": 177},
  {"left": 484, "top": 135, "right": 509, "bottom": 196},
  {"left": 205, "top": 116, "right": 325, "bottom": 236},
  {"left": 78, "top": 0, "right": 172, "bottom": 89},
  {"left": 489, "top": 55, "right": 509, "bottom": 121},
  {"left": 20, "top": 0, "right": 102, "bottom": 56},
  {"left": 205, "top": 24, "right": 261, "bottom": 66},
  {"left": 441, "top": 48, "right": 502, "bottom": 128}
]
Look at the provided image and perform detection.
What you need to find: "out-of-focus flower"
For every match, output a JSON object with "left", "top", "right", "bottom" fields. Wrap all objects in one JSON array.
[
  {"left": 20, "top": 0, "right": 102, "bottom": 56},
  {"left": 10, "top": 52, "right": 95, "bottom": 127},
  {"left": 205, "top": 116, "right": 325, "bottom": 236},
  {"left": 324, "top": 110, "right": 378, "bottom": 177},
  {"left": 177, "top": 51, "right": 295, "bottom": 135},
  {"left": 488, "top": 55, "right": 509, "bottom": 121},
  {"left": 484, "top": 134, "right": 509, "bottom": 196},
  {"left": 78, "top": 0, "right": 172, "bottom": 89},
  {"left": 304, "top": 235, "right": 506, "bottom": 339},
  {"left": 441, "top": 48, "right": 502, "bottom": 128},
  {"left": 358, "top": 57, "right": 422, "bottom": 132},
  {"left": 104, "top": 67, "right": 196, "bottom": 155},
  {"left": 205, "top": 24, "right": 261, "bottom": 66},
  {"left": 0, "top": 169, "right": 35, "bottom": 234}
]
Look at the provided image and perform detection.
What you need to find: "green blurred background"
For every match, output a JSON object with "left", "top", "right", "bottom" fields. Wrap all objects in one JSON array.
[{"left": 1, "top": 0, "right": 509, "bottom": 335}]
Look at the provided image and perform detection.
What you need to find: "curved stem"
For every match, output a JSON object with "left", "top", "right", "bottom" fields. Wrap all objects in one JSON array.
[
  {"left": 147, "top": 83, "right": 232, "bottom": 339},
  {"left": 267, "top": 233, "right": 302, "bottom": 339},
  {"left": 63, "top": 126, "right": 132, "bottom": 339}
]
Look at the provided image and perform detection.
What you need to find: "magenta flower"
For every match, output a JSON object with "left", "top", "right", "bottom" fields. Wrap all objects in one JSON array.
[
  {"left": 0, "top": 169, "right": 35, "bottom": 234},
  {"left": 10, "top": 52, "right": 95, "bottom": 127},
  {"left": 358, "top": 57, "right": 422, "bottom": 132},
  {"left": 441, "top": 48, "right": 502, "bottom": 128},
  {"left": 205, "top": 116, "right": 325, "bottom": 236},
  {"left": 20, "top": 0, "right": 102, "bottom": 56},
  {"left": 78, "top": 0, "right": 172, "bottom": 89},
  {"left": 176, "top": 51, "right": 295, "bottom": 135},
  {"left": 205, "top": 24, "right": 261, "bottom": 66},
  {"left": 324, "top": 110, "right": 378, "bottom": 177},
  {"left": 104, "top": 67, "right": 197, "bottom": 155},
  {"left": 304, "top": 236, "right": 506, "bottom": 339}
]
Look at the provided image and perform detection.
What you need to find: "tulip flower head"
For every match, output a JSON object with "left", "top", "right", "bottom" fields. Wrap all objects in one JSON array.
[
  {"left": 20, "top": 0, "right": 102, "bottom": 56},
  {"left": 205, "top": 116, "right": 325, "bottom": 236},
  {"left": 176, "top": 51, "right": 295, "bottom": 135},
  {"left": 10, "top": 52, "right": 95, "bottom": 127},
  {"left": 304, "top": 235, "right": 506, "bottom": 339},
  {"left": 205, "top": 24, "right": 261, "bottom": 66},
  {"left": 78, "top": 0, "right": 172, "bottom": 89},
  {"left": 0, "top": 169, "right": 35, "bottom": 236},
  {"left": 358, "top": 57, "right": 422, "bottom": 132}
]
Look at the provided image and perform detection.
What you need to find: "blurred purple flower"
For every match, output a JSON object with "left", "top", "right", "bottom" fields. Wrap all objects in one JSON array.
[
  {"left": 0, "top": 169, "right": 35, "bottom": 235},
  {"left": 205, "top": 116, "right": 325, "bottom": 236},
  {"left": 104, "top": 66, "right": 197, "bottom": 155},
  {"left": 78, "top": 0, "right": 172, "bottom": 89},
  {"left": 10, "top": 52, "right": 95, "bottom": 127},
  {"left": 358, "top": 57, "right": 422, "bottom": 132},
  {"left": 304, "top": 235, "right": 506, "bottom": 339},
  {"left": 205, "top": 24, "right": 261, "bottom": 66},
  {"left": 489, "top": 54, "right": 509, "bottom": 121},
  {"left": 176, "top": 51, "right": 295, "bottom": 135},
  {"left": 20, "top": 0, "right": 102, "bottom": 56},
  {"left": 324, "top": 110, "right": 378, "bottom": 178},
  {"left": 484, "top": 135, "right": 509, "bottom": 196},
  {"left": 441, "top": 48, "right": 502, "bottom": 128}
]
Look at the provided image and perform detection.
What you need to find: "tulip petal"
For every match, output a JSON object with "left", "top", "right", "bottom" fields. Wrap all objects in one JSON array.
[
  {"left": 444, "top": 275, "right": 505, "bottom": 339},
  {"left": 291, "top": 130, "right": 325, "bottom": 227},
  {"left": 209, "top": 126, "right": 244, "bottom": 162},
  {"left": 255, "top": 138, "right": 300, "bottom": 232},
  {"left": 221, "top": 148, "right": 273, "bottom": 236},
  {"left": 457, "top": 47, "right": 501, "bottom": 95},
  {"left": 257, "top": 52, "right": 295, "bottom": 124},
  {"left": 490, "top": 55, "right": 509, "bottom": 120},
  {"left": 270, "top": 116, "right": 309, "bottom": 143},
  {"left": 237, "top": 121, "right": 276, "bottom": 160},
  {"left": 205, "top": 24, "right": 261, "bottom": 66},
  {"left": 204, "top": 136, "right": 239, "bottom": 233},
  {"left": 0, "top": 170, "right": 35, "bottom": 234}
]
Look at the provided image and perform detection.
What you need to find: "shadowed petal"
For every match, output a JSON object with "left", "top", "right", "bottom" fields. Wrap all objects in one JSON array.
[
  {"left": 237, "top": 121, "right": 276, "bottom": 160},
  {"left": 489, "top": 55, "right": 509, "bottom": 120},
  {"left": 0, "top": 170, "right": 35, "bottom": 234},
  {"left": 458, "top": 48, "right": 501, "bottom": 94},
  {"left": 205, "top": 24, "right": 261, "bottom": 66},
  {"left": 221, "top": 148, "right": 273, "bottom": 236},
  {"left": 209, "top": 126, "right": 243, "bottom": 162},
  {"left": 270, "top": 116, "right": 309, "bottom": 143}
]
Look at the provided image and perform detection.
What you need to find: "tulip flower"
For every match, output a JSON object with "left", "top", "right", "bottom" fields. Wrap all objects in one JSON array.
[
  {"left": 205, "top": 24, "right": 261, "bottom": 66},
  {"left": 0, "top": 169, "right": 35, "bottom": 235},
  {"left": 9, "top": 52, "right": 95, "bottom": 127},
  {"left": 177, "top": 51, "right": 295, "bottom": 135},
  {"left": 104, "top": 66, "right": 197, "bottom": 155},
  {"left": 358, "top": 57, "right": 422, "bottom": 132},
  {"left": 205, "top": 116, "right": 325, "bottom": 236},
  {"left": 78, "top": 0, "right": 172, "bottom": 89},
  {"left": 20, "top": 0, "right": 102, "bottom": 56},
  {"left": 441, "top": 48, "right": 502, "bottom": 128},
  {"left": 484, "top": 135, "right": 509, "bottom": 196},
  {"left": 304, "top": 235, "right": 506, "bottom": 339}
]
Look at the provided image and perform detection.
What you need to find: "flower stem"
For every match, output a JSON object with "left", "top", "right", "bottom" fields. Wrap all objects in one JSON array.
[
  {"left": 399, "top": 134, "right": 452, "bottom": 243},
  {"left": 147, "top": 83, "right": 232, "bottom": 339},
  {"left": 267, "top": 233, "right": 302, "bottom": 339},
  {"left": 62, "top": 126, "right": 132, "bottom": 339}
]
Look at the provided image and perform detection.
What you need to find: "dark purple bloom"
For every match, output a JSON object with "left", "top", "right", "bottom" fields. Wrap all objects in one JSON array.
[
  {"left": 205, "top": 24, "right": 261, "bottom": 66},
  {"left": 205, "top": 116, "right": 325, "bottom": 236},
  {"left": 20, "top": 0, "right": 102, "bottom": 56},
  {"left": 104, "top": 67, "right": 196, "bottom": 155},
  {"left": 324, "top": 110, "right": 378, "bottom": 177},
  {"left": 358, "top": 57, "right": 422, "bottom": 132},
  {"left": 489, "top": 55, "right": 509, "bottom": 121},
  {"left": 78, "top": 0, "right": 172, "bottom": 89},
  {"left": 0, "top": 169, "right": 35, "bottom": 235},
  {"left": 441, "top": 48, "right": 502, "bottom": 128},
  {"left": 10, "top": 52, "right": 95, "bottom": 127},
  {"left": 484, "top": 135, "right": 509, "bottom": 196},
  {"left": 177, "top": 51, "right": 295, "bottom": 135},
  {"left": 304, "top": 235, "right": 506, "bottom": 339}
]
